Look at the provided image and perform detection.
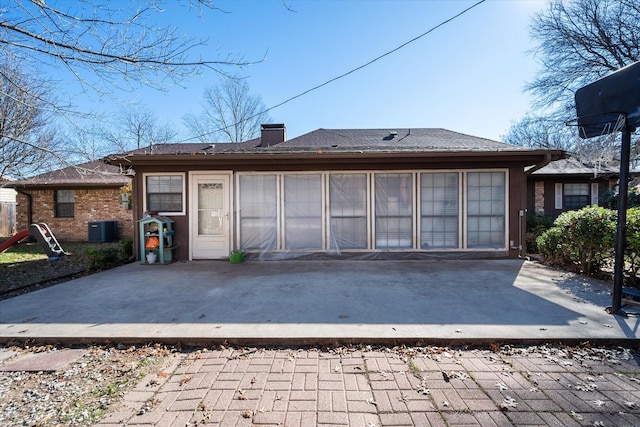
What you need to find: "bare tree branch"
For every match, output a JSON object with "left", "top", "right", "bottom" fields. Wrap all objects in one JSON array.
[{"left": 184, "top": 75, "right": 272, "bottom": 142}]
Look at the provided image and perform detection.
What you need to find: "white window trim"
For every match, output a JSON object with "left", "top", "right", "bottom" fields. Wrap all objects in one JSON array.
[
  {"left": 591, "top": 183, "right": 599, "bottom": 206},
  {"left": 142, "top": 172, "right": 186, "bottom": 216}
]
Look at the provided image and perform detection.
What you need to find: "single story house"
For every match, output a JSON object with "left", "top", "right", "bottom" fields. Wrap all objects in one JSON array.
[
  {"left": 108, "top": 125, "right": 565, "bottom": 261},
  {"left": 7, "top": 160, "right": 133, "bottom": 242},
  {"left": 526, "top": 157, "right": 624, "bottom": 218}
]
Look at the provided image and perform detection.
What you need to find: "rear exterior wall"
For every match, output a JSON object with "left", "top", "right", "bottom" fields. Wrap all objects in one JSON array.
[{"left": 15, "top": 187, "right": 133, "bottom": 242}]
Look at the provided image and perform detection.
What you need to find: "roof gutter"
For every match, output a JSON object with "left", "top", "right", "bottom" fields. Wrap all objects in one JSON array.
[{"left": 525, "top": 153, "right": 558, "bottom": 176}]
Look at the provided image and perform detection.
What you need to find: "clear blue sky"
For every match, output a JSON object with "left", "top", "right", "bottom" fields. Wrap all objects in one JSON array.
[{"left": 69, "top": 0, "right": 550, "bottom": 143}]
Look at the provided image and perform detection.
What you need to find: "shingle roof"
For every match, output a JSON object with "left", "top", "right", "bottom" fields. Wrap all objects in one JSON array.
[
  {"left": 263, "top": 128, "right": 527, "bottom": 152},
  {"left": 530, "top": 157, "right": 621, "bottom": 177},
  {"left": 7, "top": 160, "right": 130, "bottom": 188},
  {"left": 116, "top": 128, "right": 532, "bottom": 157}
]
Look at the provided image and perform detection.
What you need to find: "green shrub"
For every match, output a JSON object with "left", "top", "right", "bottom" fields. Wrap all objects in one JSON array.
[
  {"left": 557, "top": 207, "right": 615, "bottom": 275},
  {"left": 118, "top": 239, "right": 133, "bottom": 260},
  {"left": 625, "top": 208, "right": 640, "bottom": 286},
  {"left": 536, "top": 227, "right": 566, "bottom": 265},
  {"left": 84, "top": 247, "right": 123, "bottom": 271},
  {"left": 599, "top": 186, "right": 640, "bottom": 209},
  {"left": 526, "top": 213, "right": 554, "bottom": 253},
  {"left": 538, "top": 207, "right": 615, "bottom": 275}
]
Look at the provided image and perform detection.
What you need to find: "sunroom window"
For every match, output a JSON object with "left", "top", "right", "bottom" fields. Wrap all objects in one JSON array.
[
  {"left": 284, "top": 174, "right": 322, "bottom": 249},
  {"left": 375, "top": 173, "right": 413, "bottom": 249},
  {"left": 420, "top": 172, "right": 459, "bottom": 249},
  {"left": 329, "top": 174, "right": 368, "bottom": 250},
  {"left": 238, "top": 174, "right": 278, "bottom": 250},
  {"left": 466, "top": 172, "right": 505, "bottom": 249}
]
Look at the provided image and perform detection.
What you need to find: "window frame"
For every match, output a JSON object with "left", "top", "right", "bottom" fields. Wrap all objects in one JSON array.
[
  {"left": 54, "top": 189, "right": 75, "bottom": 218},
  {"left": 143, "top": 173, "right": 186, "bottom": 216},
  {"left": 563, "top": 182, "right": 591, "bottom": 210}
]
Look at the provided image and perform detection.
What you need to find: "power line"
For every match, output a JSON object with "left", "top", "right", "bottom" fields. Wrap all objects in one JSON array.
[{"left": 184, "top": 0, "right": 486, "bottom": 143}]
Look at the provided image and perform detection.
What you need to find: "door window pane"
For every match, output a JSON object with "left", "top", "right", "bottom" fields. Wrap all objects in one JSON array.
[
  {"left": 420, "top": 173, "right": 458, "bottom": 248},
  {"left": 375, "top": 173, "right": 413, "bottom": 249},
  {"left": 467, "top": 172, "right": 505, "bottom": 248},
  {"left": 198, "top": 183, "right": 223, "bottom": 235}
]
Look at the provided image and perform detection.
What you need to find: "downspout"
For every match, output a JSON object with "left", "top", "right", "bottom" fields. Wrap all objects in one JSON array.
[
  {"left": 519, "top": 154, "right": 553, "bottom": 258},
  {"left": 16, "top": 188, "right": 33, "bottom": 227}
]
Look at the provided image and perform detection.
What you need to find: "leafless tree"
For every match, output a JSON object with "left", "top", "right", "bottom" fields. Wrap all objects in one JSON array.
[
  {"left": 503, "top": 116, "right": 574, "bottom": 151},
  {"left": 105, "top": 107, "right": 179, "bottom": 151},
  {"left": 0, "top": 1, "right": 257, "bottom": 173},
  {"left": 0, "top": 61, "right": 59, "bottom": 180},
  {"left": 527, "top": 0, "right": 640, "bottom": 117},
  {"left": 184, "top": 76, "right": 271, "bottom": 142},
  {"left": 0, "top": 1, "right": 251, "bottom": 95},
  {"left": 63, "top": 107, "right": 179, "bottom": 163},
  {"left": 508, "top": 0, "right": 640, "bottom": 164}
]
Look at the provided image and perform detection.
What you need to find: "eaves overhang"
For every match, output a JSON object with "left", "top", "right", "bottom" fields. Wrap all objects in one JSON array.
[{"left": 108, "top": 149, "right": 566, "bottom": 169}]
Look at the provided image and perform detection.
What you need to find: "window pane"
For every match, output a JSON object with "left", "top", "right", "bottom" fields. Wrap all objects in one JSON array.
[
  {"left": 467, "top": 172, "right": 505, "bottom": 249},
  {"left": 329, "top": 174, "right": 367, "bottom": 249},
  {"left": 146, "top": 175, "right": 183, "bottom": 212},
  {"left": 563, "top": 183, "right": 590, "bottom": 209},
  {"left": 375, "top": 173, "right": 413, "bottom": 249},
  {"left": 239, "top": 175, "right": 277, "bottom": 250},
  {"left": 55, "top": 190, "right": 74, "bottom": 218},
  {"left": 284, "top": 175, "right": 322, "bottom": 249},
  {"left": 420, "top": 172, "right": 458, "bottom": 249}
]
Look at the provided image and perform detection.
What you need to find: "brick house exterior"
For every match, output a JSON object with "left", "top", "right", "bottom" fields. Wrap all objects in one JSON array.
[{"left": 8, "top": 161, "right": 133, "bottom": 242}]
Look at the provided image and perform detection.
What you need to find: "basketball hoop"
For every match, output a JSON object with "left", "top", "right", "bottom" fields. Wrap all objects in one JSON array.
[{"left": 574, "top": 61, "right": 640, "bottom": 317}]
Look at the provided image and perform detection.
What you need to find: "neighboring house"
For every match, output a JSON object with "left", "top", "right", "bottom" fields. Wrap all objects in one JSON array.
[
  {"left": 0, "top": 180, "right": 17, "bottom": 236},
  {"left": 107, "top": 125, "right": 565, "bottom": 261},
  {"left": 6, "top": 160, "right": 133, "bottom": 242},
  {"left": 526, "top": 157, "right": 622, "bottom": 218}
]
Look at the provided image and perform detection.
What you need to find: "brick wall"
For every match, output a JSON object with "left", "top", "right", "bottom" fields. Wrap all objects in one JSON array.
[
  {"left": 534, "top": 181, "right": 545, "bottom": 214},
  {"left": 15, "top": 187, "right": 133, "bottom": 242}
]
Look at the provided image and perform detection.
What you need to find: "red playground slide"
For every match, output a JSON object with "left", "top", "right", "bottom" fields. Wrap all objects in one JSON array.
[{"left": 0, "top": 230, "right": 30, "bottom": 254}]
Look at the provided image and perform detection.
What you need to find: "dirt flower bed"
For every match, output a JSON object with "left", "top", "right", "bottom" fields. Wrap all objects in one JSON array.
[{"left": 0, "top": 343, "right": 176, "bottom": 426}]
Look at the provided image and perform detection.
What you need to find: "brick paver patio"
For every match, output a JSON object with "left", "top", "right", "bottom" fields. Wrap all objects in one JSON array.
[{"left": 97, "top": 345, "right": 640, "bottom": 426}]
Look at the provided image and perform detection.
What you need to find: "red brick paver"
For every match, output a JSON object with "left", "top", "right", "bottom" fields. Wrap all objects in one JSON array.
[{"left": 96, "top": 345, "right": 640, "bottom": 426}]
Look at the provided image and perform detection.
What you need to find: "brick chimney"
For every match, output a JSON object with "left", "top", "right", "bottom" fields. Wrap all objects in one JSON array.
[{"left": 260, "top": 124, "right": 286, "bottom": 147}]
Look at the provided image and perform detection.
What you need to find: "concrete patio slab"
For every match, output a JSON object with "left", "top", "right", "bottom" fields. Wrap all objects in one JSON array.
[{"left": 0, "top": 259, "right": 637, "bottom": 345}]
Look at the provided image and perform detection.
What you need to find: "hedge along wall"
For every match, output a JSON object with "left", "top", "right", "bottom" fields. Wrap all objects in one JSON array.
[{"left": 15, "top": 187, "right": 133, "bottom": 242}]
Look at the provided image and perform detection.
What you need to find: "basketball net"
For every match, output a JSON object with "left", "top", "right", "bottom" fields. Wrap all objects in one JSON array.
[{"left": 573, "top": 113, "right": 627, "bottom": 176}]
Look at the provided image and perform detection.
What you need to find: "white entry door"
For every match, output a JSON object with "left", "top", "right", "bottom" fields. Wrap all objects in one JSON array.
[{"left": 190, "top": 173, "right": 231, "bottom": 259}]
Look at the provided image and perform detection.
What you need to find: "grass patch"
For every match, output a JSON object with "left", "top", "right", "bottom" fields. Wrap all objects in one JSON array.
[{"left": 0, "top": 241, "right": 120, "bottom": 265}]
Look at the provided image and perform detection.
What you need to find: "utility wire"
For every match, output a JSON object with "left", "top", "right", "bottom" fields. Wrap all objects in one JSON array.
[{"left": 184, "top": 0, "right": 486, "bottom": 143}]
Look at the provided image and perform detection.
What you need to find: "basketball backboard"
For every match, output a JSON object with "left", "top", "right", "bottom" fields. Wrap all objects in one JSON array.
[{"left": 574, "top": 61, "right": 640, "bottom": 139}]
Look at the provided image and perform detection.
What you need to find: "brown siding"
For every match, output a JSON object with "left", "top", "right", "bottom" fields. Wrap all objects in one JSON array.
[
  {"left": 16, "top": 187, "right": 133, "bottom": 242},
  {"left": 132, "top": 162, "right": 531, "bottom": 261}
]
